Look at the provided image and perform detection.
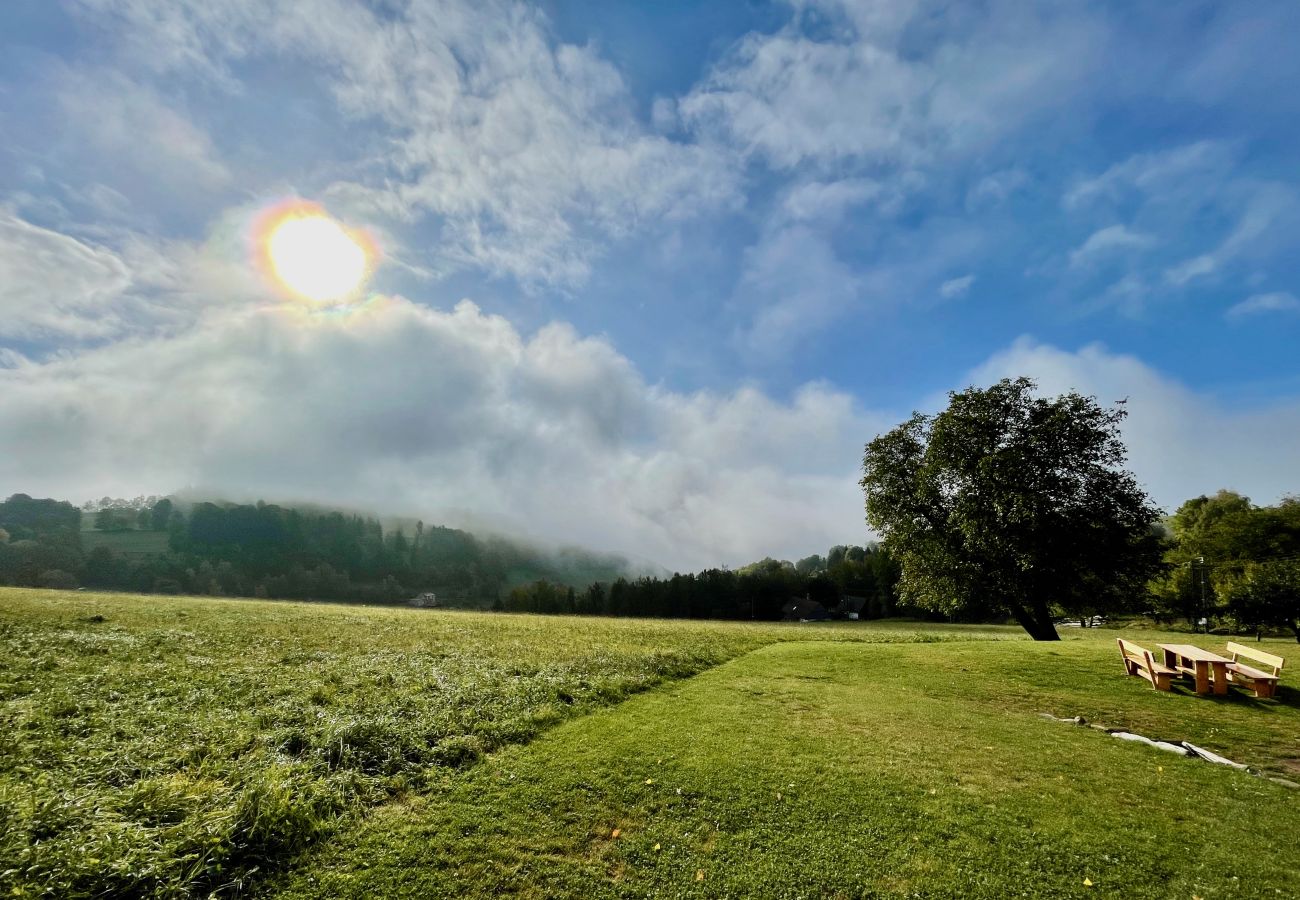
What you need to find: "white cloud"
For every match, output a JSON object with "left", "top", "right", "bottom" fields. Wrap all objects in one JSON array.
[
  {"left": 732, "top": 226, "right": 860, "bottom": 358},
  {"left": 780, "top": 179, "right": 884, "bottom": 224},
  {"left": 69, "top": 0, "right": 740, "bottom": 289},
  {"left": 939, "top": 275, "right": 975, "bottom": 299},
  {"left": 1062, "top": 141, "right": 1296, "bottom": 293},
  {"left": 0, "top": 212, "right": 132, "bottom": 339},
  {"left": 968, "top": 338, "right": 1300, "bottom": 512},
  {"left": 680, "top": 1, "right": 1103, "bottom": 171},
  {"left": 1226, "top": 292, "right": 1300, "bottom": 320},
  {"left": 54, "top": 68, "right": 232, "bottom": 194},
  {"left": 1061, "top": 141, "right": 1233, "bottom": 211},
  {"left": 0, "top": 206, "right": 288, "bottom": 344},
  {"left": 1068, "top": 225, "right": 1156, "bottom": 268},
  {"left": 1163, "top": 254, "right": 1218, "bottom": 286},
  {"left": 966, "top": 168, "right": 1029, "bottom": 209},
  {"left": 0, "top": 296, "right": 878, "bottom": 569}
]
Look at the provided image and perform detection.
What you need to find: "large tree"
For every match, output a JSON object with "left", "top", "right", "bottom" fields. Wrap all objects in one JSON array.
[{"left": 861, "top": 377, "right": 1163, "bottom": 640}]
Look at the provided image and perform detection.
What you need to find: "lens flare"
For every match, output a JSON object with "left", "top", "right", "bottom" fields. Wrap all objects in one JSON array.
[{"left": 253, "top": 201, "right": 377, "bottom": 304}]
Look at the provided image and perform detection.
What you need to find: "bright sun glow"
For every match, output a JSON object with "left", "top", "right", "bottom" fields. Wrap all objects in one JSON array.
[{"left": 263, "top": 209, "right": 371, "bottom": 303}]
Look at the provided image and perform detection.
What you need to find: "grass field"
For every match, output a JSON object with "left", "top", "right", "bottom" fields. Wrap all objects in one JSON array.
[
  {"left": 0, "top": 589, "right": 999, "bottom": 898},
  {"left": 78, "top": 529, "right": 171, "bottom": 558},
  {"left": 2, "top": 588, "right": 1297, "bottom": 898}
]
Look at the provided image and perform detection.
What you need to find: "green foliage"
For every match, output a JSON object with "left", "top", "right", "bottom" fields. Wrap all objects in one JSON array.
[
  {"left": 150, "top": 498, "right": 175, "bottom": 532},
  {"left": 94, "top": 507, "right": 137, "bottom": 531},
  {"left": 508, "top": 545, "right": 903, "bottom": 622},
  {"left": 1152, "top": 492, "right": 1300, "bottom": 629},
  {"left": 1219, "top": 559, "right": 1300, "bottom": 641},
  {"left": 0, "top": 494, "right": 81, "bottom": 542},
  {"left": 862, "top": 378, "right": 1163, "bottom": 640}
]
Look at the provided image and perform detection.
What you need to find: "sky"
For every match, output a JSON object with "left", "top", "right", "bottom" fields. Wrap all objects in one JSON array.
[{"left": 1, "top": 0, "right": 1299, "bottom": 571}]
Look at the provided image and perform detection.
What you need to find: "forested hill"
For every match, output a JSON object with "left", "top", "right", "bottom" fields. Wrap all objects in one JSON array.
[{"left": 0, "top": 493, "right": 646, "bottom": 606}]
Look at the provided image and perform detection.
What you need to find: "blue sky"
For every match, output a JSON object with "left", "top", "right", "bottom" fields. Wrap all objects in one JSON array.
[{"left": 2, "top": 0, "right": 1299, "bottom": 569}]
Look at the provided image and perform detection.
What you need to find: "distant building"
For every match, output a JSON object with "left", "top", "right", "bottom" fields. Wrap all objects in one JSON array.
[
  {"left": 408, "top": 592, "right": 439, "bottom": 608},
  {"left": 781, "top": 597, "right": 830, "bottom": 622}
]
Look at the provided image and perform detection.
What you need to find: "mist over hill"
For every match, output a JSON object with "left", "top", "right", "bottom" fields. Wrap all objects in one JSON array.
[{"left": 2, "top": 492, "right": 660, "bottom": 606}]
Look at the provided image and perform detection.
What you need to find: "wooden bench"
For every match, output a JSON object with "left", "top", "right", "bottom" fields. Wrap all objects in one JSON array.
[
  {"left": 1224, "top": 642, "right": 1284, "bottom": 699},
  {"left": 1117, "top": 639, "right": 1181, "bottom": 691}
]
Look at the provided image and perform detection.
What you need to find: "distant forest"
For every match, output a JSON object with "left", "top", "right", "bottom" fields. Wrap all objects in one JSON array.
[
  {"left": 3, "top": 489, "right": 1297, "bottom": 633},
  {"left": 0, "top": 494, "right": 636, "bottom": 607},
  {"left": 0, "top": 492, "right": 909, "bottom": 622},
  {"left": 501, "top": 547, "right": 908, "bottom": 621}
]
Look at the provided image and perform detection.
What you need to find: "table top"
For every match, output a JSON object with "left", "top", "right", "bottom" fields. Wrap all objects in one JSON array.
[{"left": 1157, "top": 643, "right": 1231, "bottom": 663}]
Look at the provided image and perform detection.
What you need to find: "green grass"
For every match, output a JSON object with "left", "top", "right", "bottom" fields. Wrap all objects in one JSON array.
[
  {"left": 4, "top": 589, "right": 1296, "bottom": 898},
  {"left": 0, "top": 589, "right": 1010, "bottom": 898},
  {"left": 79, "top": 529, "right": 171, "bottom": 558},
  {"left": 271, "top": 637, "right": 1300, "bottom": 899}
]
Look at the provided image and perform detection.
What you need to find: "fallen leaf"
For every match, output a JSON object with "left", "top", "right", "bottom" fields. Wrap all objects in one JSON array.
[
  {"left": 611, "top": 828, "right": 621, "bottom": 839},
  {"left": 645, "top": 778, "right": 654, "bottom": 785},
  {"left": 1084, "top": 878, "right": 1093, "bottom": 887},
  {"left": 696, "top": 870, "right": 705, "bottom": 882},
  {"left": 653, "top": 843, "right": 661, "bottom": 851}
]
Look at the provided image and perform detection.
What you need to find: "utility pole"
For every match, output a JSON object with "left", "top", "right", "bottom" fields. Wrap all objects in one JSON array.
[{"left": 1197, "top": 556, "right": 1207, "bottom": 633}]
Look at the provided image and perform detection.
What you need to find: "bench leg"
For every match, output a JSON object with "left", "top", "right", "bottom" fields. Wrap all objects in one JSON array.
[
  {"left": 1193, "top": 662, "right": 1210, "bottom": 694},
  {"left": 1211, "top": 663, "right": 1228, "bottom": 695}
]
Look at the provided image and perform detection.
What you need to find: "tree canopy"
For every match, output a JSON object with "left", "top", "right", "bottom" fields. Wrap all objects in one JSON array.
[
  {"left": 1152, "top": 491, "right": 1300, "bottom": 638},
  {"left": 861, "top": 377, "right": 1163, "bottom": 641}
]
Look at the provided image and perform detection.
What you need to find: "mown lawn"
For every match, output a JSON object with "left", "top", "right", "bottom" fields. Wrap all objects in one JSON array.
[
  {"left": 0, "top": 588, "right": 1013, "bottom": 898},
  {"left": 271, "top": 638, "right": 1300, "bottom": 900}
]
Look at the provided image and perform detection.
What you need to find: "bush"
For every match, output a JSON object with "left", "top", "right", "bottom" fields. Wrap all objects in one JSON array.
[{"left": 37, "top": 569, "right": 78, "bottom": 589}]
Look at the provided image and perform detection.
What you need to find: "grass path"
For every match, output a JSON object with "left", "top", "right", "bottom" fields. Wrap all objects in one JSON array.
[{"left": 271, "top": 639, "right": 1300, "bottom": 899}]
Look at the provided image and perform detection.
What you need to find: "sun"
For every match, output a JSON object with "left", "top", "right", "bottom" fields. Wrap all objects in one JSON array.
[{"left": 258, "top": 204, "right": 374, "bottom": 303}]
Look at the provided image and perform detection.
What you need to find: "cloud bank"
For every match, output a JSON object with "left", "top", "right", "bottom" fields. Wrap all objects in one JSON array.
[{"left": 0, "top": 297, "right": 875, "bottom": 570}]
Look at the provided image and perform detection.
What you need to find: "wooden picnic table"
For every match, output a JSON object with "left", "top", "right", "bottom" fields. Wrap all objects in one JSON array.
[{"left": 1157, "top": 644, "right": 1231, "bottom": 695}]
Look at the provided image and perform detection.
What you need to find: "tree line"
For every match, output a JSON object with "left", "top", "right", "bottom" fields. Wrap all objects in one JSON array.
[
  {"left": 502, "top": 544, "right": 911, "bottom": 621},
  {"left": 0, "top": 495, "right": 631, "bottom": 605}
]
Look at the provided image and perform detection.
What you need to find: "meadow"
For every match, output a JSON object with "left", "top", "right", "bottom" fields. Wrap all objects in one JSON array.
[
  {"left": 0, "top": 588, "right": 993, "bottom": 898},
  {"left": 78, "top": 528, "right": 171, "bottom": 559},
  {"left": 2, "top": 588, "right": 1297, "bottom": 898}
]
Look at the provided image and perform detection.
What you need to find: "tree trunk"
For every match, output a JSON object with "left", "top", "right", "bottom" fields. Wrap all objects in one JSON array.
[{"left": 1007, "top": 602, "right": 1061, "bottom": 641}]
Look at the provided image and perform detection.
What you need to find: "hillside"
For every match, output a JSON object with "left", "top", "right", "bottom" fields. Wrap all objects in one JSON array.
[{"left": 1, "top": 493, "right": 648, "bottom": 607}]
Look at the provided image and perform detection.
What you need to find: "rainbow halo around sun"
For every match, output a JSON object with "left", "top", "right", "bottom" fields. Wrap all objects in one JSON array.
[{"left": 255, "top": 201, "right": 377, "bottom": 304}]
